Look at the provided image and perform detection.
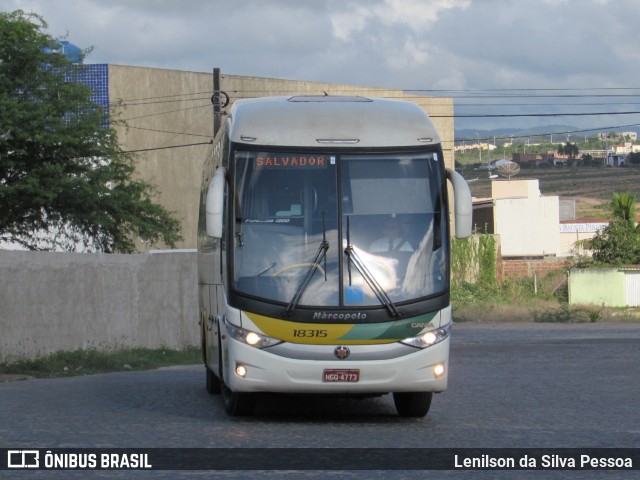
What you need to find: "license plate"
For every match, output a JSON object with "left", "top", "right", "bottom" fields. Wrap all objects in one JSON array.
[{"left": 323, "top": 369, "right": 360, "bottom": 383}]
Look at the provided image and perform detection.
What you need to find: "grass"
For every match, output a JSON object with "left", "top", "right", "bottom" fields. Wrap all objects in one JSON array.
[
  {"left": 451, "top": 273, "right": 640, "bottom": 323},
  {"left": 454, "top": 299, "right": 640, "bottom": 323},
  {"left": 0, "top": 347, "right": 202, "bottom": 379}
]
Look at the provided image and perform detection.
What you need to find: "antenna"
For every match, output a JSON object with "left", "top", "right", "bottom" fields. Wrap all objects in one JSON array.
[{"left": 497, "top": 161, "right": 521, "bottom": 180}]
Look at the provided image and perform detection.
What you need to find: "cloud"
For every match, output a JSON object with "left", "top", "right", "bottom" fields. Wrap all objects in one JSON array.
[
  {"left": 431, "top": 0, "right": 640, "bottom": 88},
  {"left": 331, "top": 0, "right": 470, "bottom": 40},
  {"left": 6, "top": 0, "right": 635, "bottom": 87},
  {"left": 5, "top": 0, "right": 640, "bottom": 130}
]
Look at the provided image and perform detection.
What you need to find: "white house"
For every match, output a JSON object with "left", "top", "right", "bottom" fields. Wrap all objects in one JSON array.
[
  {"left": 606, "top": 152, "right": 627, "bottom": 167},
  {"left": 492, "top": 179, "right": 560, "bottom": 257}
]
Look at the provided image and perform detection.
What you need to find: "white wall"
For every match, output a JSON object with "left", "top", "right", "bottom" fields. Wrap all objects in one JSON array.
[
  {"left": 492, "top": 179, "right": 540, "bottom": 200},
  {"left": 494, "top": 195, "right": 560, "bottom": 257}
]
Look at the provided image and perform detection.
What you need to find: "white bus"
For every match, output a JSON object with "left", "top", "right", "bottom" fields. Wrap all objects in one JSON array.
[{"left": 198, "top": 95, "right": 472, "bottom": 417}]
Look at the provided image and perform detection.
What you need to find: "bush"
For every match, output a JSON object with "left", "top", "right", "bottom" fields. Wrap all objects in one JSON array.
[
  {"left": 533, "top": 305, "right": 602, "bottom": 323},
  {"left": 590, "top": 219, "right": 640, "bottom": 265}
]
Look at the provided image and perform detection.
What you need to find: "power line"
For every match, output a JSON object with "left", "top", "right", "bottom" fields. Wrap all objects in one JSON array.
[
  {"left": 433, "top": 111, "right": 640, "bottom": 118},
  {"left": 454, "top": 101, "right": 640, "bottom": 107},
  {"left": 113, "top": 96, "right": 211, "bottom": 107},
  {"left": 107, "top": 86, "right": 640, "bottom": 103},
  {"left": 124, "top": 124, "right": 211, "bottom": 138},
  {"left": 122, "top": 141, "right": 212, "bottom": 154},
  {"left": 106, "top": 86, "right": 640, "bottom": 151},
  {"left": 121, "top": 121, "right": 640, "bottom": 151},
  {"left": 103, "top": 87, "right": 640, "bottom": 113},
  {"left": 453, "top": 122, "right": 640, "bottom": 144},
  {"left": 119, "top": 103, "right": 210, "bottom": 122},
  {"left": 226, "top": 89, "right": 640, "bottom": 99},
  {"left": 111, "top": 93, "right": 640, "bottom": 123},
  {"left": 154, "top": 103, "right": 214, "bottom": 150},
  {"left": 113, "top": 91, "right": 214, "bottom": 104},
  {"left": 409, "top": 86, "right": 640, "bottom": 92}
]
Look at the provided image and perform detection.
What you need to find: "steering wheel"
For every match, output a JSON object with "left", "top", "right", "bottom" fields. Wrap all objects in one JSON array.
[{"left": 274, "top": 262, "right": 326, "bottom": 276}]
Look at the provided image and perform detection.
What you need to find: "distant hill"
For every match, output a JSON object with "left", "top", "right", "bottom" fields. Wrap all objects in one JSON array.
[{"left": 456, "top": 125, "right": 640, "bottom": 143}]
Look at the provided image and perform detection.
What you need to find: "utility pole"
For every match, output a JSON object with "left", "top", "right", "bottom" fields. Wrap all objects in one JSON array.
[{"left": 213, "top": 67, "right": 221, "bottom": 137}]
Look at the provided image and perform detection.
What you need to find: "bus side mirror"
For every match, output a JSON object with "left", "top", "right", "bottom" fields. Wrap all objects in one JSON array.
[
  {"left": 206, "top": 167, "right": 226, "bottom": 238},
  {"left": 446, "top": 168, "right": 472, "bottom": 239}
]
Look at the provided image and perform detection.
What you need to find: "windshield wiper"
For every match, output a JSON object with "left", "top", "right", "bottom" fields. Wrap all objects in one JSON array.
[
  {"left": 284, "top": 213, "right": 330, "bottom": 316},
  {"left": 433, "top": 192, "right": 442, "bottom": 251},
  {"left": 344, "top": 216, "right": 400, "bottom": 317}
]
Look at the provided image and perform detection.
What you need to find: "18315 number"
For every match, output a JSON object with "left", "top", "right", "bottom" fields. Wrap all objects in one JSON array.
[{"left": 292, "top": 329, "right": 328, "bottom": 338}]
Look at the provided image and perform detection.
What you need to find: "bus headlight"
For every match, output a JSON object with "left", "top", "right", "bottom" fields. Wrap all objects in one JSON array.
[
  {"left": 226, "top": 323, "right": 282, "bottom": 349},
  {"left": 401, "top": 323, "right": 450, "bottom": 349}
]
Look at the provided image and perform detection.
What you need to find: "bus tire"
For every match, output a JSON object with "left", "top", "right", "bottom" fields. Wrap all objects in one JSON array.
[
  {"left": 393, "top": 392, "right": 433, "bottom": 418},
  {"left": 221, "top": 383, "right": 256, "bottom": 416},
  {"left": 205, "top": 366, "right": 221, "bottom": 395}
]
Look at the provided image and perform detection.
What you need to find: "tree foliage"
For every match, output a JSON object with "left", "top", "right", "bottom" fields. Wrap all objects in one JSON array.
[
  {"left": 610, "top": 191, "right": 636, "bottom": 221},
  {"left": 557, "top": 142, "right": 579, "bottom": 159},
  {"left": 0, "top": 10, "right": 182, "bottom": 252},
  {"left": 590, "top": 219, "right": 640, "bottom": 266},
  {"left": 628, "top": 151, "right": 640, "bottom": 165},
  {"left": 584, "top": 192, "right": 640, "bottom": 266}
]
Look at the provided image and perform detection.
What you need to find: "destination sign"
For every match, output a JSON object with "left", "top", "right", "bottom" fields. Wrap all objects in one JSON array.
[{"left": 255, "top": 154, "right": 327, "bottom": 169}]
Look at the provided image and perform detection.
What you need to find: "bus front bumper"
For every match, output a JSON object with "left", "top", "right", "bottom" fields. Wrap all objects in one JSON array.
[{"left": 223, "top": 337, "right": 449, "bottom": 394}]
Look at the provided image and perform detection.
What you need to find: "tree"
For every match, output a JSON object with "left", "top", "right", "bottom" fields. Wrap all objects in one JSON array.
[
  {"left": 589, "top": 219, "right": 640, "bottom": 266},
  {"left": 582, "top": 154, "right": 594, "bottom": 167},
  {"left": 582, "top": 192, "right": 640, "bottom": 266},
  {"left": 559, "top": 142, "right": 579, "bottom": 160},
  {"left": 628, "top": 151, "right": 640, "bottom": 166},
  {"left": 611, "top": 192, "right": 636, "bottom": 221},
  {"left": 0, "top": 10, "right": 182, "bottom": 253}
]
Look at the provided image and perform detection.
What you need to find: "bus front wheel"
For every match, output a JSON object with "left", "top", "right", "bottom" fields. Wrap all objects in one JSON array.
[
  {"left": 393, "top": 392, "right": 433, "bottom": 417},
  {"left": 221, "top": 382, "right": 256, "bottom": 416}
]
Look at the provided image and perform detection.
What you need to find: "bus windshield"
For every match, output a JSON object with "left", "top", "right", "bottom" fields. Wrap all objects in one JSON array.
[{"left": 232, "top": 150, "right": 448, "bottom": 309}]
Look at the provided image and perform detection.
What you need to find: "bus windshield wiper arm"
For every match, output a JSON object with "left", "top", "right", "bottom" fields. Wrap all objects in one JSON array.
[
  {"left": 344, "top": 217, "right": 400, "bottom": 318},
  {"left": 284, "top": 213, "right": 330, "bottom": 316}
]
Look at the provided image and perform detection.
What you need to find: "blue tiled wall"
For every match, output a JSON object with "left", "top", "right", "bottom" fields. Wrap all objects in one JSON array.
[{"left": 67, "top": 64, "right": 110, "bottom": 126}]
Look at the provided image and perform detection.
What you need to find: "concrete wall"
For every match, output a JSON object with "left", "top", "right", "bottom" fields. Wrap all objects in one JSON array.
[
  {"left": 0, "top": 251, "right": 198, "bottom": 362},
  {"left": 494, "top": 195, "right": 560, "bottom": 257},
  {"left": 109, "top": 65, "right": 214, "bottom": 252},
  {"left": 107, "top": 66, "right": 454, "bottom": 251},
  {"left": 491, "top": 178, "right": 560, "bottom": 257},
  {"left": 569, "top": 268, "right": 626, "bottom": 307},
  {"left": 492, "top": 179, "right": 540, "bottom": 199}
]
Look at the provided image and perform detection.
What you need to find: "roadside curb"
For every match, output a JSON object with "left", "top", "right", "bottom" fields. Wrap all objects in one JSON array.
[{"left": 0, "top": 374, "right": 34, "bottom": 382}]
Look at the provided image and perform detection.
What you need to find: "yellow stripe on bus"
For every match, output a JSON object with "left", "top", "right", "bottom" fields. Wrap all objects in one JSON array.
[{"left": 244, "top": 312, "right": 397, "bottom": 345}]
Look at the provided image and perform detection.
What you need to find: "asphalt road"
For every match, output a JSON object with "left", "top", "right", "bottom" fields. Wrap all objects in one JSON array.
[{"left": 1, "top": 322, "right": 639, "bottom": 479}]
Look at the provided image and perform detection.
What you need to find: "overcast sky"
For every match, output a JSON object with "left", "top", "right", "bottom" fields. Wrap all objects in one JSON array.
[{"left": 4, "top": 0, "right": 640, "bottom": 134}]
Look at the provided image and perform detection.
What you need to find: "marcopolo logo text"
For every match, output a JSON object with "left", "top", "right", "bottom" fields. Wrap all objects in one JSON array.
[{"left": 312, "top": 311, "right": 367, "bottom": 321}]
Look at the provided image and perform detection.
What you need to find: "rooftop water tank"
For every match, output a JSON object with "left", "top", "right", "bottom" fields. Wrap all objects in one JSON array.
[{"left": 58, "top": 41, "right": 83, "bottom": 63}]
